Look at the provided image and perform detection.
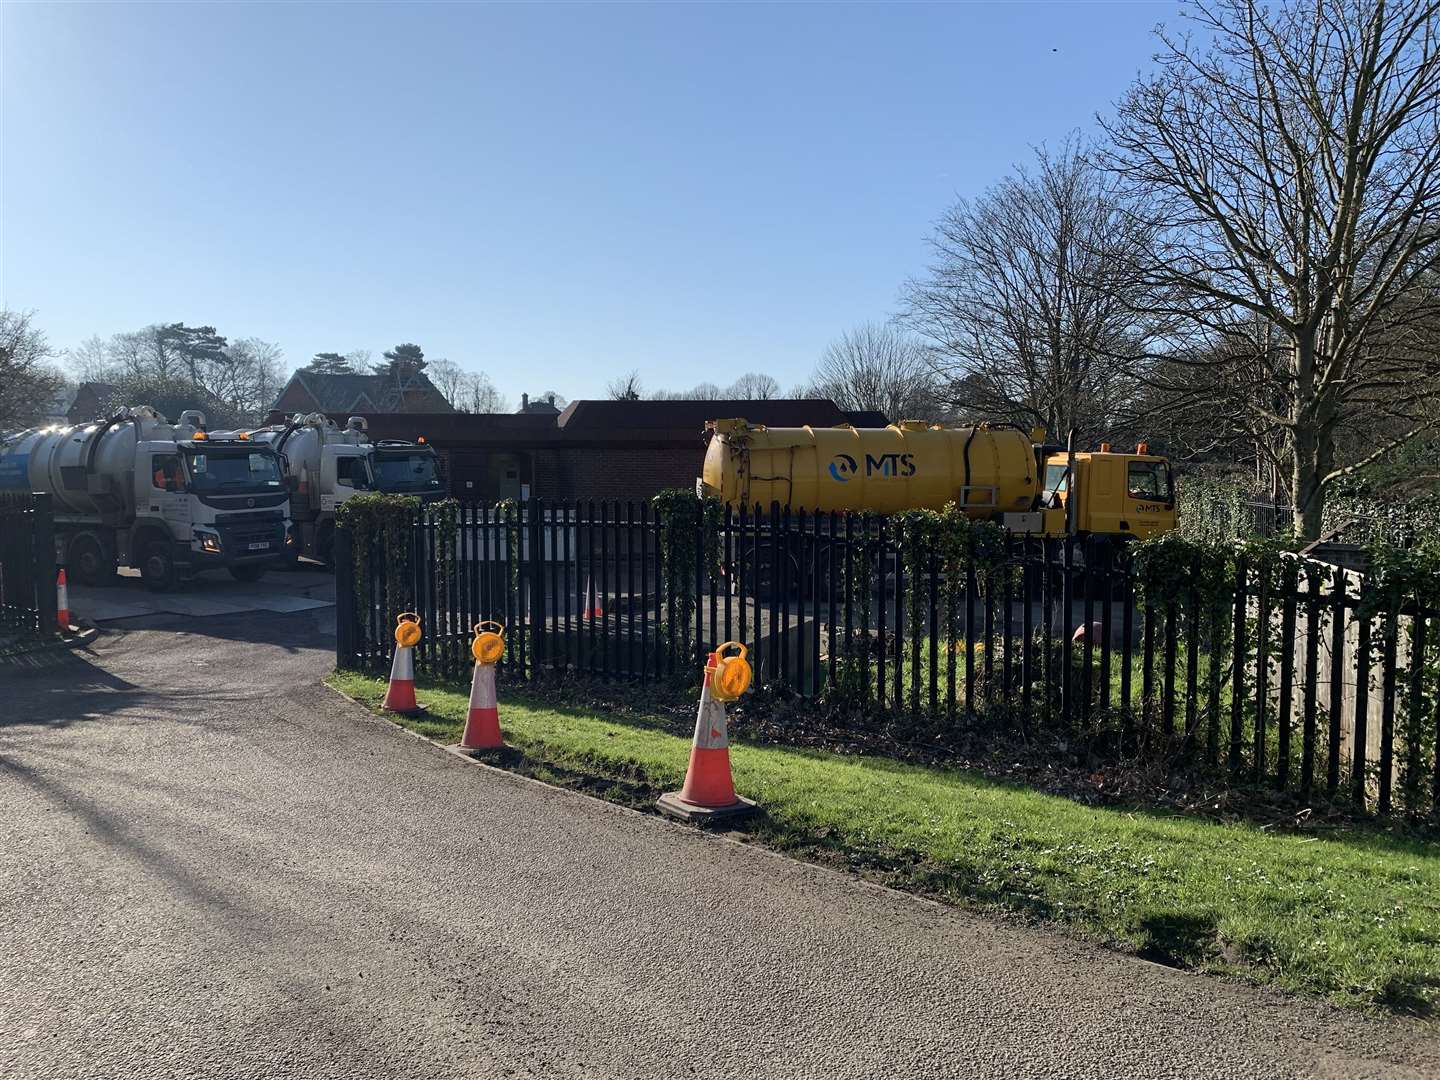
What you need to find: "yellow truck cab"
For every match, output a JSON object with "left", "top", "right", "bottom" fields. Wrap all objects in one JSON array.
[{"left": 1040, "top": 443, "right": 1176, "bottom": 541}]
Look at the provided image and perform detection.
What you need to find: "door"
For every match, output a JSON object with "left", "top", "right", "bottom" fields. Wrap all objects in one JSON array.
[{"left": 147, "top": 451, "right": 191, "bottom": 536}]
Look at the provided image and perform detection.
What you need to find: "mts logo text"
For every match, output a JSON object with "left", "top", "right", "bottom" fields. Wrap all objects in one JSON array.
[{"left": 829, "top": 453, "right": 917, "bottom": 482}]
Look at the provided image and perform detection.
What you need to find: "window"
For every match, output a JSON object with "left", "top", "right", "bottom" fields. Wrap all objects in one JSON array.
[
  {"left": 151, "top": 454, "right": 183, "bottom": 492},
  {"left": 336, "top": 456, "right": 369, "bottom": 489},
  {"left": 1127, "top": 461, "right": 1171, "bottom": 501},
  {"left": 183, "top": 450, "right": 283, "bottom": 493},
  {"left": 371, "top": 452, "right": 442, "bottom": 493},
  {"left": 1043, "top": 462, "right": 1069, "bottom": 494}
]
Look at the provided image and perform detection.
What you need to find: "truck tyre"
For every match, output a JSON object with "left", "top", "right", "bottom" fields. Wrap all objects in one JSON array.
[
  {"left": 140, "top": 540, "right": 180, "bottom": 592},
  {"left": 67, "top": 533, "right": 117, "bottom": 587},
  {"left": 229, "top": 564, "right": 266, "bottom": 583}
]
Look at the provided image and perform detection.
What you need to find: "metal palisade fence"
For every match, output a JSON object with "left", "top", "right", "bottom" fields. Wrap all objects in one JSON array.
[
  {"left": 0, "top": 492, "right": 58, "bottom": 641},
  {"left": 334, "top": 498, "right": 1440, "bottom": 817}
]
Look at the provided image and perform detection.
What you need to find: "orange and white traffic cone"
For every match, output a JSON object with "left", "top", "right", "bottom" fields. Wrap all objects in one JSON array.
[
  {"left": 461, "top": 621, "right": 505, "bottom": 750},
  {"left": 55, "top": 569, "right": 72, "bottom": 634},
  {"left": 383, "top": 612, "right": 423, "bottom": 715},
  {"left": 658, "top": 642, "right": 757, "bottom": 822},
  {"left": 582, "top": 576, "right": 604, "bottom": 620}
]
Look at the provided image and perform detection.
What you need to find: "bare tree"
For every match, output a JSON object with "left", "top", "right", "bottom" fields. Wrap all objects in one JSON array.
[
  {"left": 429, "top": 358, "right": 466, "bottom": 406},
  {"left": 607, "top": 370, "right": 644, "bottom": 401},
  {"left": 53, "top": 322, "right": 285, "bottom": 426},
  {"left": 66, "top": 335, "right": 113, "bottom": 383},
  {"left": 650, "top": 381, "right": 725, "bottom": 400},
  {"left": 809, "top": 323, "right": 937, "bottom": 421},
  {"left": 457, "top": 370, "right": 507, "bottom": 413},
  {"left": 691, "top": 381, "right": 724, "bottom": 400},
  {"left": 726, "top": 372, "right": 780, "bottom": 400},
  {"left": 107, "top": 331, "right": 150, "bottom": 382},
  {"left": 222, "top": 337, "right": 285, "bottom": 421},
  {"left": 901, "top": 137, "right": 1158, "bottom": 445},
  {"left": 1103, "top": 0, "right": 1440, "bottom": 537},
  {"left": 0, "top": 310, "right": 65, "bottom": 429}
]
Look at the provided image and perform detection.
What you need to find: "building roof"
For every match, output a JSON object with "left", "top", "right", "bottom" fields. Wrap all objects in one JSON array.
[
  {"left": 267, "top": 398, "right": 894, "bottom": 449},
  {"left": 555, "top": 398, "right": 881, "bottom": 432},
  {"left": 517, "top": 392, "right": 562, "bottom": 415},
  {"left": 65, "top": 381, "right": 119, "bottom": 423},
  {"left": 272, "top": 370, "right": 454, "bottom": 414},
  {"left": 843, "top": 409, "right": 891, "bottom": 428}
]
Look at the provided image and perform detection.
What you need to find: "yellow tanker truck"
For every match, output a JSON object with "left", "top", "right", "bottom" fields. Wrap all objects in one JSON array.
[{"left": 698, "top": 418, "right": 1175, "bottom": 541}]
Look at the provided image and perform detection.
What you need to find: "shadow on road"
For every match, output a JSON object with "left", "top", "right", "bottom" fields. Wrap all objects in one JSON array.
[
  {"left": 0, "top": 647, "right": 258, "bottom": 731},
  {"left": 91, "top": 608, "right": 336, "bottom": 656},
  {"left": 0, "top": 755, "right": 245, "bottom": 916}
]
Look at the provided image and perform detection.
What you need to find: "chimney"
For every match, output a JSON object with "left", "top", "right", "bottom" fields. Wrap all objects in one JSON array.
[{"left": 522, "top": 393, "right": 530, "bottom": 411}]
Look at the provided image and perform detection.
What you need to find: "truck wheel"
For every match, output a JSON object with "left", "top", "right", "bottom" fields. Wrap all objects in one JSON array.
[
  {"left": 229, "top": 564, "right": 266, "bottom": 583},
  {"left": 67, "top": 534, "right": 117, "bottom": 587},
  {"left": 140, "top": 541, "right": 179, "bottom": 592}
]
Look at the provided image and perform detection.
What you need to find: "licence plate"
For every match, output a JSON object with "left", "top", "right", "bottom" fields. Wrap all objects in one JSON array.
[{"left": 248, "top": 542, "right": 270, "bottom": 551}]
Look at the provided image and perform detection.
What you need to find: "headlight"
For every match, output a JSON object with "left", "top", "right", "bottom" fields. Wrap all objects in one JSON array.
[{"left": 195, "top": 529, "right": 222, "bottom": 553}]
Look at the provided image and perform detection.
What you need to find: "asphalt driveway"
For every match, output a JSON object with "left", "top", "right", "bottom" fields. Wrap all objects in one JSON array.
[{"left": 1, "top": 610, "right": 1436, "bottom": 1079}]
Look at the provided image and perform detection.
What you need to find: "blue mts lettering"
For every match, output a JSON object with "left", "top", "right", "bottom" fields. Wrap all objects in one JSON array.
[{"left": 862, "top": 452, "right": 916, "bottom": 478}]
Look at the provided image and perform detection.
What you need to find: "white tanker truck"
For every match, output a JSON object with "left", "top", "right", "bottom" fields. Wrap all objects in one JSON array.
[
  {"left": 247, "top": 414, "right": 444, "bottom": 566},
  {"left": 0, "top": 406, "right": 293, "bottom": 590}
]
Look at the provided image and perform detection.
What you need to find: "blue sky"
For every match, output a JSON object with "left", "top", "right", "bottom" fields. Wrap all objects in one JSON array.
[{"left": 2, "top": 1, "right": 1170, "bottom": 404}]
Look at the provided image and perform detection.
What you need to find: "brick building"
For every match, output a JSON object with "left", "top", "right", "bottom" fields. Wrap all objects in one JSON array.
[{"left": 267, "top": 399, "right": 887, "bottom": 503}]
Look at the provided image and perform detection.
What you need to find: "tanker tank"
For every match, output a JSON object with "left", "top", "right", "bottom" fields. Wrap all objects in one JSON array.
[{"left": 699, "top": 418, "right": 1039, "bottom": 518}]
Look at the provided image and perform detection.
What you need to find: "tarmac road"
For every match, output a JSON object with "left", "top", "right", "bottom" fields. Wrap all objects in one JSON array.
[{"left": 2, "top": 610, "right": 1437, "bottom": 1079}]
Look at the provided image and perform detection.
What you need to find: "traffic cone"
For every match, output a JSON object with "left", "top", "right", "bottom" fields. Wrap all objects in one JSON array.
[
  {"left": 657, "top": 649, "right": 757, "bottom": 822},
  {"left": 460, "top": 661, "right": 503, "bottom": 749},
  {"left": 56, "top": 569, "right": 72, "bottom": 634},
  {"left": 582, "top": 576, "right": 604, "bottom": 620},
  {"left": 382, "top": 642, "right": 421, "bottom": 715}
]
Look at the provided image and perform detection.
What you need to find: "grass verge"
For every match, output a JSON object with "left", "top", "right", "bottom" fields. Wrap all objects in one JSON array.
[{"left": 329, "top": 669, "right": 1440, "bottom": 1015}]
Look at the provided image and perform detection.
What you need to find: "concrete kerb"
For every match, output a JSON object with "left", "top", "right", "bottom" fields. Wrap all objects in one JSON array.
[
  {"left": 322, "top": 678, "right": 1399, "bottom": 1023},
  {"left": 324, "top": 680, "right": 742, "bottom": 832},
  {"left": 323, "top": 678, "right": 1217, "bottom": 972}
]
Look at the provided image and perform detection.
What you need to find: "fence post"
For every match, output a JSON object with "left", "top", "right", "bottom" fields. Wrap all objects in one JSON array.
[
  {"left": 32, "top": 493, "right": 58, "bottom": 637},
  {"left": 334, "top": 524, "right": 356, "bottom": 669},
  {"left": 530, "top": 497, "right": 546, "bottom": 675}
]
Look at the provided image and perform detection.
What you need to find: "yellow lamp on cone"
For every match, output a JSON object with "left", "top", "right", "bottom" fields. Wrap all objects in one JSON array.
[
  {"left": 472, "top": 621, "right": 505, "bottom": 665},
  {"left": 394, "top": 612, "right": 421, "bottom": 649},
  {"left": 708, "top": 641, "right": 752, "bottom": 702}
]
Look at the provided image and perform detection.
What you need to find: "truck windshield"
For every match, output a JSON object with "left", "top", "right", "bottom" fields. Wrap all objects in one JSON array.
[
  {"left": 1043, "top": 462, "right": 1069, "bottom": 494},
  {"left": 372, "top": 452, "right": 442, "bottom": 493},
  {"left": 184, "top": 449, "right": 284, "bottom": 493}
]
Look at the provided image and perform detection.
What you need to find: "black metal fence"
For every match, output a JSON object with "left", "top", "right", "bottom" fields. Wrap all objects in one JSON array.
[
  {"left": 0, "top": 492, "right": 58, "bottom": 642},
  {"left": 335, "top": 499, "right": 1440, "bottom": 816}
]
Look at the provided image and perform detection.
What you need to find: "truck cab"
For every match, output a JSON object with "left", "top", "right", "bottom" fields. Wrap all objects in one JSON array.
[
  {"left": 368, "top": 440, "right": 445, "bottom": 498},
  {"left": 1040, "top": 444, "right": 1175, "bottom": 540},
  {"left": 252, "top": 416, "right": 444, "bottom": 566},
  {"left": 135, "top": 431, "right": 293, "bottom": 586}
]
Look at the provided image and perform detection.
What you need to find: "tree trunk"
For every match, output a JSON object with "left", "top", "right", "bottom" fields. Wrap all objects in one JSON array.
[{"left": 1291, "top": 424, "right": 1325, "bottom": 540}]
